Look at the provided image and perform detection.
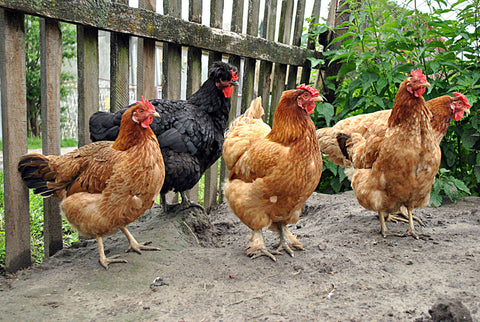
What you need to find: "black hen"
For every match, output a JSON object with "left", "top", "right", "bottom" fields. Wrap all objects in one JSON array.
[{"left": 89, "top": 61, "right": 239, "bottom": 212}]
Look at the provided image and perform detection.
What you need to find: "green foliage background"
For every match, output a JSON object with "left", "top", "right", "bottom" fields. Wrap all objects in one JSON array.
[{"left": 310, "top": 0, "right": 480, "bottom": 205}]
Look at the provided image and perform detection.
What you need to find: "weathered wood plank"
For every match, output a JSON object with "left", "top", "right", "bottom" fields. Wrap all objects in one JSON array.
[
  {"left": 204, "top": 0, "right": 226, "bottom": 210},
  {"left": 40, "top": 18, "right": 63, "bottom": 257},
  {"left": 300, "top": 0, "right": 322, "bottom": 84},
  {"left": 0, "top": 9, "right": 31, "bottom": 273},
  {"left": 77, "top": 26, "right": 99, "bottom": 146},
  {"left": 0, "top": 0, "right": 322, "bottom": 66},
  {"left": 258, "top": 0, "right": 277, "bottom": 123},
  {"left": 270, "top": 0, "right": 294, "bottom": 121},
  {"left": 185, "top": 0, "right": 202, "bottom": 204},
  {"left": 136, "top": 0, "right": 156, "bottom": 100},
  {"left": 162, "top": 0, "right": 182, "bottom": 205},
  {"left": 287, "top": 0, "right": 306, "bottom": 89},
  {"left": 240, "top": 0, "right": 260, "bottom": 113},
  {"left": 109, "top": 0, "right": 129, "bottom": 112}
]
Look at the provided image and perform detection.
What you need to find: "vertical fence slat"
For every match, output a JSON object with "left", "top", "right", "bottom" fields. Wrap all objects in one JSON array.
[
  {"left": 240, "top": 0, "right": 260, "bottom": 114},
  {"left": 110, "top": 0, "right": 129, "bottom": 112},
  {"left": 219, "top": 0, "right": 244, "bottom": 204},
  {"left": 137, "top": 0, "right": 156, "bottom": 100},
  {"left": 0, "top": 9, "right": 31, "bottom": 273},
  {"left": 186, "top": 0, "right": 203, "bottom": 204},
  {"left": 40, "top": 18, "right": 63, "bottom": 257},
  {"left": 258, "top": 0, "right": 277, "bottom": 123},
  {"left": 287, "top": 0, "right": 306, "bottom": 89},
  {"left": 270, "top": 0, "right": 294, "bottom": 121},
  {"left": 300, "top": 0, "right": 322, "bottom": 84},
  {"left": 204, "top": 0, "right": 225, "bottom": 210},
  {"left": 162, "top": 0, "right": 182, "bottom": 205},
  {"left": 77, "top": 26, "right": 99, "bottom": 147}
]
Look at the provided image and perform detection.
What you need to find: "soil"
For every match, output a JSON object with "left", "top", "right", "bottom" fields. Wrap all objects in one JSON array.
[{"left": 0, "top": 191, "right": 479, "bottom": 321}]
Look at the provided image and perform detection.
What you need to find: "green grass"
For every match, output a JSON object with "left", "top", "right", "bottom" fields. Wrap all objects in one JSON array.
[{"left": 0, "top": 137, "right": 78, "bottom": 151}]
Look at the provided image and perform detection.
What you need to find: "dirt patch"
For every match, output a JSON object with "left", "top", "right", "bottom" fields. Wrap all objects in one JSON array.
[{"left": 1, "top": 191, "right": 479, "bottom": 320}]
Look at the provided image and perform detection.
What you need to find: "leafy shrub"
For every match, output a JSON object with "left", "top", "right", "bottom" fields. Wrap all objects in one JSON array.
[{"left": 310, "top": 0, "right": 480, "bottom": 204}]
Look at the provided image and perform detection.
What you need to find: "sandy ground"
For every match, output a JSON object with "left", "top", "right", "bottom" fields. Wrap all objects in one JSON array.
[{"left": 0, "top": 191, "right": 478, "bottom": 321}]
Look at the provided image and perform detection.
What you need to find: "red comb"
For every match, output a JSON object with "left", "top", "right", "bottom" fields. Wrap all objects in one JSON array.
[
  {"left": 410, "top": 69, "right": 427, "bottom": 82},
  {"left": 297, "top": 83, "right": 319, "bottom": 96},
  {"left": 230, "top": 70, "right": 239, "bottom": 82},
  {"left": 136, "top": 96, "right": 156, "bottom": 113},
  {"left": 453, "top": 92, "right": 471, "bottom": 108}
]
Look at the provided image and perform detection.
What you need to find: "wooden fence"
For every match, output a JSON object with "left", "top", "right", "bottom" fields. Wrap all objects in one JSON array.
[{"left": 0, "top": 0, "right": 339, "bottom": 273}]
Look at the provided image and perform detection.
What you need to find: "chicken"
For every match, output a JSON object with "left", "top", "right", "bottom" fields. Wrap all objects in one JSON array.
[
  {"left": 18, "top": 99, "right": 165, "bottom": 269},
  {"left": 317, "top": 92, "right": 471, "bottom": 168},
  {"left": 89, "top": 61, "right": 239, "bottom": 212},
  {"left": 337, "top": 69, "right": 440, "bottom": 238},
  {"left": 223, "top": 85, "right": 323, "bottom": 261},
  {"left": 317, "top": 92, "right": 470, "bottom": 224}
]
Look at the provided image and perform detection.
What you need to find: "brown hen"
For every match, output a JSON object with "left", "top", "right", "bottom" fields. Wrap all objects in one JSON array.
[
  {"left": 18, "top": 100, "right": 165, "bottom": 269},
  {"left": 223, "top": 85, "right": 323, "bottom": 261}
]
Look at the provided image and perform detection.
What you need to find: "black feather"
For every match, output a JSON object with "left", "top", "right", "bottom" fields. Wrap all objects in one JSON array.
[
  {"left": 337, "top": 133, "right": 351, "bottom": 160},
  {"left": 88, "top": 61, "right": 238, "bottom": 196}
]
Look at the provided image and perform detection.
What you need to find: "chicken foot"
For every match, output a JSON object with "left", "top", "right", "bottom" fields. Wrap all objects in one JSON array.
[
  {"left": 97, "top": 236, "right": 128, "bottom": 269},
  {"left": 274, "top": 223, "right": 304, "bottom": 257},
  {"left": 386, "top": 206, "right": 424, "bottom": 226},
  {"left": 378, "top": 211, "right": 405, "bottom": 238},
  {"left": 120, "top": 227, "right": 161, "bottom": 254},
  {"left": 400, "top": 209, "right": 431, "bottom": 240},
  {"left": 161, "top": 192, "right": 204, "bottom": 213},
  {"left": 246, "top": 229, "right": 281, "bottom": 262}
]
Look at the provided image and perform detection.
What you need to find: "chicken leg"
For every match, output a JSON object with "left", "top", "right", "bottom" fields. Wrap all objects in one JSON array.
[
  {"left": 386, "top": 206, "right": 424, "bottom": 226},
  {"left": 120, "top": 227, "right": 161, "bottom": 253},
  {"left": 161, "top": 191, "right": 204, "bottom": 213},
  {"left": 274, "top": 223, "right": 304, "bottom": 257},
  {"left": 97, "top": 236, "right": 128, "bottom": 269},
  {"left": 246, "top": 229, "right": 280, "bottom": 261},
  {"left": 402, "top": 208, "right": 430, "bottom": 240}
]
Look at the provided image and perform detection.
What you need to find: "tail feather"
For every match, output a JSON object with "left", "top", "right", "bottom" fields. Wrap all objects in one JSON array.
[
  {"left": 244, "top": 97, "right": 263, "bottom": 119},
  {"left": 18, "top": 153, "right": 57, "bottom": 197}
]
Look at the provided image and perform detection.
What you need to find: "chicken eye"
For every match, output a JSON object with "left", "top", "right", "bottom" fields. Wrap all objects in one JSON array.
[
  {"left": 139, "top": 109, "right": 144, "bottom": 113},
  {"left": 304, "top": 93, "right": 308, "bottom": 98}
]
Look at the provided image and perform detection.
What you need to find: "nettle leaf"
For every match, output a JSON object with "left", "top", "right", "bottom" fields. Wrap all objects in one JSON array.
[
  {"left": 318, "top": 102, "right": 335, "bottom": 126},
  {"left": 461, "top": 127, "right": 480, "bottom": 150},
  {"left": 307, "top": 57, "right": 325, "bottom": 68},
  {"left": 450, "top": 177, "right": 471, "bottom": 194},
  {"left": 429, "top": 190, "right": 443, "bottom": 207},
  {"left": 323, "top": 159, "right": 338, "bottom": 176}
]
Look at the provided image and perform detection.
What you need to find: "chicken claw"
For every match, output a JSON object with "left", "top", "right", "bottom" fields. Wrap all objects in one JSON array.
[
  {"left": 246, "top": 230, "right": 280, "bottom": 262},
  {"left": 120, "top": 227, "right": 161, "bottom": 254},
  {"left": 386, "top": 206, "right": 425, "bottom": 226},
  {"left": 275, "top": 223, "right": 304, "bottom": 257},
  {"left": 97, "top": 236, "right": 128, "bottom": 269}
]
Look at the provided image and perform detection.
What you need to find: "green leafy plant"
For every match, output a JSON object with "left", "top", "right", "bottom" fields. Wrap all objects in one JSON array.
[{"left": 310, "top": 0, "right": 480, "bottom": 204}]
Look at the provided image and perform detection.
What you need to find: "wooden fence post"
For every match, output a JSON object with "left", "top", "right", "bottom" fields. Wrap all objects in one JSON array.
[
  {"left": 240, "top": 0, "right": 260, "bottom": 114},
  {"left": 300, "top": 0, "right": 322, "bottom": 85},
  {"left": 40, "top": 18, "right": 63, "bottom": 257},
  {"left": 110, "top": 0, "right": 130, "bottom": 112},
  {"left": 0, "top": 9, "right": 31, "bottom": 273},
  {"left": 137, "top": 0, "right": 156, "bottom": 101},
  {"left": 258, "top": 0, "right": 277, "bottom": 123},
  {"left": 162, "top": 0, "right": 182, "bottom": 205},
  {"left": 287, "top": 0, "right": 306, "bottom": 89},
  {"left": 77, "top": 26, "right": 99, "bottom": 147},
  {"left": 186, "top": 0, "right": 203, "bottom": 204},
  {"left": 270, "top": 0, "right": 294, "bottom": 121},
  {"left": 204, "top": 0, "right": 226, "bottom": 210}
]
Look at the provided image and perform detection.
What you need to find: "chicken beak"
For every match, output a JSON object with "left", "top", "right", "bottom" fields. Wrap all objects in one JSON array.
[
  {"left": 313, "top": 96, "right": 324, "bottom": 102},
  {"left": 464, "top": 107, "right": 471, "bottom": 114},
  {"left": 230, "top": 80, "right": 239, "bottom": 86},
  {"left": 151, "top": 111, "right": 160, "bottom": 117},
  {"left": 422, "top": 81, "right": 431, "bottom": 88}
]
